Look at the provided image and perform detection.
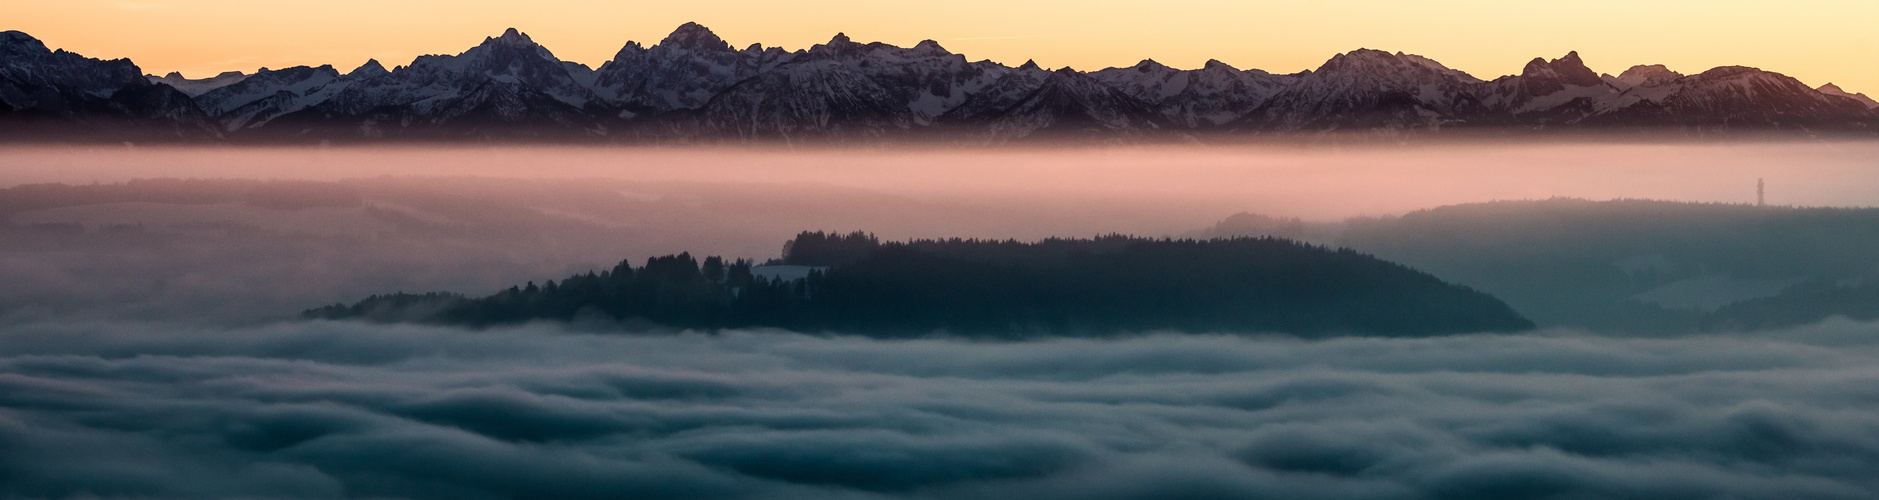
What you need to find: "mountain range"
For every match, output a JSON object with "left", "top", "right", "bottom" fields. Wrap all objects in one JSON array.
[{"left": 4, "top": 24, "right": 1876, "bottom": 143}]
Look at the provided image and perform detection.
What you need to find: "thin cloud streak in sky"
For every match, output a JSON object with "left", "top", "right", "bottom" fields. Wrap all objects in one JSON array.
[{"left": 946, "top": 35, "right": 1049, "bottom": 41}]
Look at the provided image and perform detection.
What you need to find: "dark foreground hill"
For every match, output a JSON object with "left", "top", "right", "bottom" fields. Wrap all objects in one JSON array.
[{"left": 307, "top": 232, "right": 1534, "bottom": 337}]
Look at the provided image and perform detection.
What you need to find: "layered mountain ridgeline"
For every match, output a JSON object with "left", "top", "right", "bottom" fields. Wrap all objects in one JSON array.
[
  {"left": 1335, "top": 199, "right": 1879, "bottom": 333},
  {"left": 0, "top": 31, "right": 219, "bottom": 141},
  {"left": 4, "top": 25, "right": 1876, "bottom": 143},
  {"left": 306, "top": 232, "right": 1535, "bottom": 337}
]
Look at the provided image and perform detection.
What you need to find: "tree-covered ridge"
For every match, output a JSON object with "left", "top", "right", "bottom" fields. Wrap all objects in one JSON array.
[{"left": 307, "top": 232, "right": 1534, "bottom": 337}]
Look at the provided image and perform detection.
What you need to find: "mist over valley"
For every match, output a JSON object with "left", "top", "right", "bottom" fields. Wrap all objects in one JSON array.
[
  {"left": 4, "top": 141, "right": 1879, "bottom": 497},
  {"left": 11, "top": 0, "right": 1879, "bottom": 494}
]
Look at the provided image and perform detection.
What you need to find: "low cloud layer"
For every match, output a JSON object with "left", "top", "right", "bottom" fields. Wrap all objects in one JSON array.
[{"left": 4, "top": 321, "right": 1879, "bottom": 499}]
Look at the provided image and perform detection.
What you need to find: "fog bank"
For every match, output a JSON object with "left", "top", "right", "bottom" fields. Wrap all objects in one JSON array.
[{"left": 4, "top": 321, "right": 1879, "bottom": 499}]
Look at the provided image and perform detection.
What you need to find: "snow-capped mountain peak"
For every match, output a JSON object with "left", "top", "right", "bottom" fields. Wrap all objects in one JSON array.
[
  {"left": 1518, "top": 51, "right": 1602, "bottom": 87},
  {"left": 1392, "top": 51, "right": 1481, "bottom": 82},
  {"left": 812, "top": 32, "right": 868, "bottom": 57},
  {"left": 489, "top": 28, "right": 533, "bottom": 45},
  {"left": 1131, "top": 59, "right": 1173, "bottom": 72},
  {"left": 2, "top": 30, "right": 49, "bottom": 51},
  {"left": 457, "top": 28, "right": 560, "bottom": 65},
  {"left": 1091, "top": 60, "right": 1184, "bottom": 102},
  {"left": 1238, "top": 48, "right": 1487, "bottom": 130},
  {"left": 591, "top": 22, "right": 776, "bottom": 112},
  {"left": 966, "top": 65, "right": 1169, "bottom": 140},
  {"left": 1, "top": 31, "right": 220, "bottom": 137},
  {"left": 2, "top": 29, "right": 150, "bottom": 101},
  {"left": 1314, "top": 49, "right": 1480, "bottom": 83},
  {"left": 1202, "top": 59, "right": 1239, "bottom": 71},
  {"left": 192, "top": 65, "right": 342, "bottom": 128},
  {"left": 147, "top": 71, "right": 249, "bottom": 97},
  {"left": 660, "top": 22, "right": 731, "bottom": 50},
  {"left": 1089, "top": 57, "right": 1293, "bottom": 128},
  {"left": 1819, "top": 83, "right": 1879, "bottom": 109},
  {"left": 911, "top": 40, "right": 948, "bottom": 56},
  {"left": 1605, "top": 64, "right": 1683, "bottom": 90},
  {"left": 377, "top": 27, "right": 596, "bottom": 109},
  {"left": 346, "top": 59, "right": 388, "bottom": 79},
  {"left": 1475, "top": 51, "right": 1617, "bottom": 121},
  {"left": 1586, "top": 64, "right": 1874, "bottom": 127}
]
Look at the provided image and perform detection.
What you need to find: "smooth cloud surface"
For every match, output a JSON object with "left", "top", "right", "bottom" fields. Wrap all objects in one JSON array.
[{"left": 4, "top": 321, "right": 1879, "bottom": 499}]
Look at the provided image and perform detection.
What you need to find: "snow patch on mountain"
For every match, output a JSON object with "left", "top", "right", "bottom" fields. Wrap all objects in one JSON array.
[
  {"left": 1477, "top": 52, "right": 1619, "bottom": 123},
  {"left": 1587, "top": 66, "right": 1873, "bottom": 126},
  {"left": 147, "top": 71, "right": 248, "bottom": 97},
  {"left": 1819, "top": 83, "right": 1879, "bottom": 109},
  {"left": 592, "top": 23, "right": 786, "bottom": 113},
  {"left": 1238, "top": 49, "right": 1484, "bottom": 130},
  {"left": 1603, "top": 64, "right": 1684, "bottom": 91}
]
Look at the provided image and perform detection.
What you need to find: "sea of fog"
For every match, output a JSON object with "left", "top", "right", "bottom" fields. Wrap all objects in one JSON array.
[
  {"left": 5, "top": 140, "right": 1879, "bottom": 498},
  {"left": 5, "top": 321, "right": 1879, "bottom": 499}
]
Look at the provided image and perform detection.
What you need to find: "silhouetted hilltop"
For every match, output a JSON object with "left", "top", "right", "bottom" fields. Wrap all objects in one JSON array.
[{"left": 307, "top": 232, "right": 1534, "bottom": 337}]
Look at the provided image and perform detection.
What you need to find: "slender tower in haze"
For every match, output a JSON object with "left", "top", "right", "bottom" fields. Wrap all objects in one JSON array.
[{"left": 1758, "top": 178, "right": 1765, "bottom": 207}]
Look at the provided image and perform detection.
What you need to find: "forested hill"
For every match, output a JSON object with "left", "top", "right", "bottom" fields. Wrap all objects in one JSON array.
[{"left": 306, "top": 232, "right": 1534, "bottom": 337}]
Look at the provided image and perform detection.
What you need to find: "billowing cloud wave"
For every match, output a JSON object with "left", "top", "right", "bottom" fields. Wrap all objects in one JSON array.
[{"left": 3, "top": 321, "right": 1879, "bottom": 499}]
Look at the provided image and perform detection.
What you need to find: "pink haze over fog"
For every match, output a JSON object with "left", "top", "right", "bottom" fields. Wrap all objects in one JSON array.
[
  {"left": 4, "top": 141, "right": 1877, "bottom": 225},
  {"left": 13, "top": 139, "right": 1878, "bottom": 325}
]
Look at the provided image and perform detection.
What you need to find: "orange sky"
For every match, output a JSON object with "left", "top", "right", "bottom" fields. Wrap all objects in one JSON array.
[{"left": 10, "top": 0, "right": 1877, "bottom": 94}]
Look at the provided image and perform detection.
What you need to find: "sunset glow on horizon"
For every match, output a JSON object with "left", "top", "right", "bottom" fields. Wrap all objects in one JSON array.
[{"left": 11, "top": 0, "right": 1878, "bottom": 95}]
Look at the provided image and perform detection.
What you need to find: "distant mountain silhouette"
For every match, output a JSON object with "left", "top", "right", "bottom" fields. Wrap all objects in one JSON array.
[
  {"left": 4, "top": 25, "right": 1875, "bottom": 142},
  {"left": 1335, "top": 199, "right": 1879, "bottom": 333}
]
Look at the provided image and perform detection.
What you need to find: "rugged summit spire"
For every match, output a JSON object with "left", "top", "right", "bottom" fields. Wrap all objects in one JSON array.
[
  {"left": 660, "top": 22, "right": 730, "bottom": 50},
  {"left": 1, "top": 30, "right": 48, "bottom": 51},
  {"left": 591, "top": 22, "right": 773, "bottom": 112},
  {"left": 346, "top": 59, "right": 388, "bottom": 79},
  {"left": 1519, "top": 51, "right": 1603, "bottom": 88},
  {"left": 1473, "top": 51, "right": 1618, "bottom": 123},
  {"left": 813, "top": 32, "right": 866, "bottom": 57}
]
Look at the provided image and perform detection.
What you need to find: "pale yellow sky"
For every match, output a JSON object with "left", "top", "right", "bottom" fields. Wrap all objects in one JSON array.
[{"left": 11, "top": 0, "right": 1877, "bottom": 95}]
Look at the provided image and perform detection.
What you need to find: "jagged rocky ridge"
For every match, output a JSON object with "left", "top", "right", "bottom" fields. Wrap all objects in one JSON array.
[{"left": 3, "top": 25, "right": 1876, "bottom": 142}]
